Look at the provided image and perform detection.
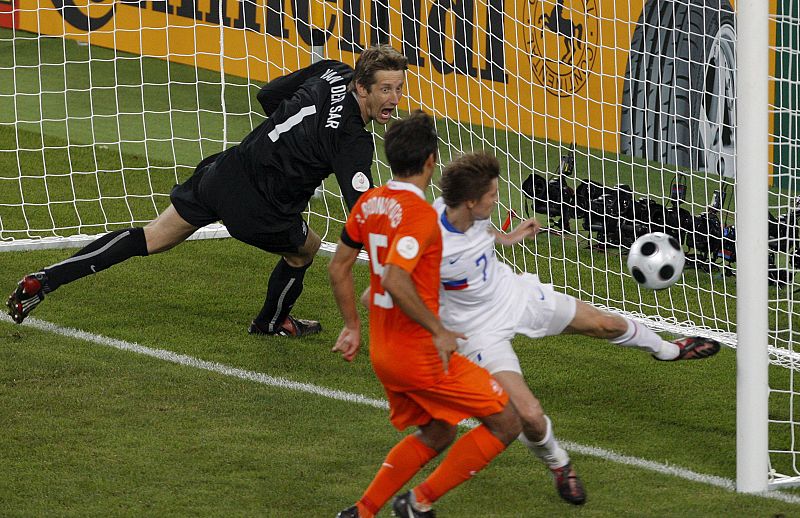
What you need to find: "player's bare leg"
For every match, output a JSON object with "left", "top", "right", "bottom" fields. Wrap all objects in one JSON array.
[
  {"left": 250, "top": 228, "right": 323, "bottom": 337},
  {"left": 7, "top": 204, "right": 197, "bottom": 324},
  {"left": 564, "top": 299, "right": 720, "bottom": 361},
  {"left": 143, "top": 204, "right": 200, "bottom": 253},
  {"left": 493, "top": 370, "right": 586, "bottom": 505},
  {"left": 415, "top": 418, "right": 458, "bottom": 452}
]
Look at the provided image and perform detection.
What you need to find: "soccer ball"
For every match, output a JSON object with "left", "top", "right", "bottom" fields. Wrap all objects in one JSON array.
[{"left": 627, "top": 232, "right": 685, "bottom": 289}]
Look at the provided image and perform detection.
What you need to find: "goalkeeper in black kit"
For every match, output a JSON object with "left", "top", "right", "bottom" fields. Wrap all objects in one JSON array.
[{"left": 7, "top": 45, "right": 408, "bottom": 337}]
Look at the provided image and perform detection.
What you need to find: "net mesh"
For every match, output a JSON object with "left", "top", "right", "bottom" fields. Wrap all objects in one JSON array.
[{"left": 2, "top": 0, "right": 800, "bottom": 486}]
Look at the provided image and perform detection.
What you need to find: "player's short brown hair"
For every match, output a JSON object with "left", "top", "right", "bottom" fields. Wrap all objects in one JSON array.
[
  {"left": 440, "top": 152, "right": 501, "bottom": 207},
  {"left": 350, "top": 45, "right": 408, "bottom": 92},
  {"left": 384, "top": 110, "right": 438, "bottom": 178}
]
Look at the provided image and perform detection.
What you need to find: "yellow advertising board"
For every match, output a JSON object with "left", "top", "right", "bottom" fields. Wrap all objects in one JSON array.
[{"left": 9, "top": 0, "right": 757, "bottom": 176}]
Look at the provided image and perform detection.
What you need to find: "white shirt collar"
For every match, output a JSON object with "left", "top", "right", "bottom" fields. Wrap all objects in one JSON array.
[{"left": 387, "top": 180, "right": 426, "bottom": 200}]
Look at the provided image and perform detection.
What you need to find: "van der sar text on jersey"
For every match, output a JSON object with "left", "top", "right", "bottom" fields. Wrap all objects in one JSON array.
[{"left": 321, "top": 68, "right": 347, "bottom": 129}]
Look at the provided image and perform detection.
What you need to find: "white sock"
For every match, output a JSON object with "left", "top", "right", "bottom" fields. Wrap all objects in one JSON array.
[
  {"left": 410, "top": 490, "right": 431, "bottom": 512},
  {"left": 518, "top": 415, "right": 570, "bottom": 469},
  {"left": 610, "top": 318, "right": 679, "bottom": 360}
]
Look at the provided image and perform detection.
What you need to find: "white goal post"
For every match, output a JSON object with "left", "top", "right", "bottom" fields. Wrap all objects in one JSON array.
[
  {"left": 735, "top": 0, "right": 769, "bottom": 493},
  {"left": 0, "top": 0, "right": 794, "bottom": 491}
]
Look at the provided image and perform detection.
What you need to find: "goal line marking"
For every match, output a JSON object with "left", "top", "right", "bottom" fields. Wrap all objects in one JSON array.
[{"left": 7, "top": 315, "right": 800, "bottom": 505}]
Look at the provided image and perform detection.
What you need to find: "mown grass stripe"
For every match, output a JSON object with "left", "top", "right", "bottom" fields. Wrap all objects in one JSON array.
[{"left": 6, "top": 313, "right": 800, "bottom": 505}]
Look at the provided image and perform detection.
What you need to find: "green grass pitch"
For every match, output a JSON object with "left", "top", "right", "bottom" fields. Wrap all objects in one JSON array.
[{"left": 1, "top": 26, "right": 800, "bottom": 517}]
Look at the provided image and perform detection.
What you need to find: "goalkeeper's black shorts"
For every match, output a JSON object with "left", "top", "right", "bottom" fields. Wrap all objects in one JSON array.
[{"left": 170, "top": 154, "right": 309, "bottom": 254}]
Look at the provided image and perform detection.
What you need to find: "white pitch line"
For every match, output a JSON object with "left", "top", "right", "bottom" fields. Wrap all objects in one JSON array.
[{"left": 6, "top": 315, "right": 800, "bottom": 505}]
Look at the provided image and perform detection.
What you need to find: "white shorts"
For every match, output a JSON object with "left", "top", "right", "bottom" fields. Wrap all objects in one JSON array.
[{"left": 458, "top": 275, "right": 577, "bottom": 375}]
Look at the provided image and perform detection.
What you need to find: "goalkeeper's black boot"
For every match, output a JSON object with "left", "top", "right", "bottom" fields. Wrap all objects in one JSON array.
[
  {"left": 6, "top": 272, "right": 49, "bottom": 324},
  {"left": 550, "top": 462, "right": 587, "bottom": 505},
  {"left": 248, "top": 315, "right": 322, "bottom": 337},
  {"left": 335, "top": 506, "right": 360, "bottom": 518},
  {"left": 656, "top": 336, "right": 721, "bottom": 361},
  {"left": 392, "top": 491, "right": 436, "bottom": 517}
]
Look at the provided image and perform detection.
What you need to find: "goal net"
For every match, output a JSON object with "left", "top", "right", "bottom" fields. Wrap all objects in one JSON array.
[{"left": 0, "top": 0, "right": 795, "bottom": 490}]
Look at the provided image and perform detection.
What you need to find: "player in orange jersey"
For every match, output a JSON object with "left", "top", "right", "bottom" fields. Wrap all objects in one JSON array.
[{"left": 329, "top": 110, "right": 521, "bottom": 518}]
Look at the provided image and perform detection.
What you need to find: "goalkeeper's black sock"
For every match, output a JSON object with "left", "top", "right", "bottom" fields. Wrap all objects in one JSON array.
[
  {"left": 254, "top": 259, "right": 312, "bottom": 333},
  {"left": 43, "top": 227, "right": 149, "bottom": 291}
]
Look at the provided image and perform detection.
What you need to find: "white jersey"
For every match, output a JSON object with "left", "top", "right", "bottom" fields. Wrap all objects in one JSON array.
[{"left": 435, "top": 198, "right": 529, "bottom": 335}]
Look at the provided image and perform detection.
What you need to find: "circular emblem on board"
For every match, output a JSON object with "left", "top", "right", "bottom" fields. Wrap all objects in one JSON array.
[{"left": 522, "top": 0, "right": 599, "bottom": 97}]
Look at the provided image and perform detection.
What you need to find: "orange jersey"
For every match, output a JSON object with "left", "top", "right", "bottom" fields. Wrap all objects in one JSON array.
[{"left": 343, "top": 180, "right": 444, "bottom": 391}]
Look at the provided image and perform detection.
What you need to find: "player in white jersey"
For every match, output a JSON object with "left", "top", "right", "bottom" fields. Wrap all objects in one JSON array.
[{"left": 435, "top": 152, "right": 721, "bottom": 506}]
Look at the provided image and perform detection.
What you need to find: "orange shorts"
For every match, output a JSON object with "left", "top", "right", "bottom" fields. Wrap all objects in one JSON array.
[{"left": 384, "top": 353, "right": 509, "bottom": 430}]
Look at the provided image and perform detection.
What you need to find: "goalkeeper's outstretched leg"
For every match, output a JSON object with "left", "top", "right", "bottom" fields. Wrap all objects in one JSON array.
[
  {"left": 5, "top": 206, "right": 192, "bottom": 324},
  {"left": 6, "top": 45, "right": 410, "bottom": 334}
]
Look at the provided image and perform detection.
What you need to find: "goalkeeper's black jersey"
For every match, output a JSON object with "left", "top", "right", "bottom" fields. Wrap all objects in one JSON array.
[{"left": 228, "top": 59, "right": 375, "bottom": 216}]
